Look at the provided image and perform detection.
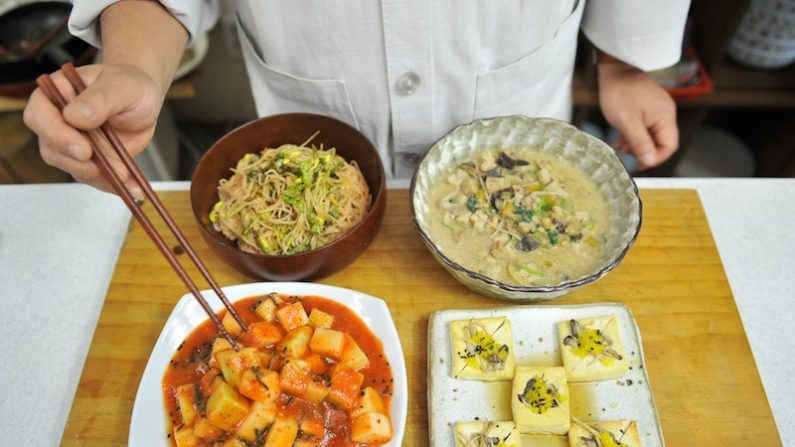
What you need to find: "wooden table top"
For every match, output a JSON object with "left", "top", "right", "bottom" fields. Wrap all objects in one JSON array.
[{"left": 61, "top": 189, "right": 782, "bottom": 446}]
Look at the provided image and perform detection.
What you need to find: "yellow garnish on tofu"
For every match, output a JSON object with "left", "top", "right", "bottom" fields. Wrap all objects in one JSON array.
[
  {"left": 459, "top": 320, "right": 510, "bottom": 373},
  {"left": 563, "top": 319, "right": 623, "bottom": 365},
  {"left": 517, "top": 375, "right": 561, "bottom": 415},
  {"left": 571, "top": 327, "right": 606, "bottom": 357},
  {"left": 598, "top": 430, "right": 628, "bottom": 447}
]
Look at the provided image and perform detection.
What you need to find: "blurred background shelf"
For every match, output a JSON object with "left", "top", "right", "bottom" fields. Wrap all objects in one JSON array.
[
  {"left": 699, "top": 61, "right": 795, "bottom": 107},
  {"left": 573, "top": 0, "right": 795, "bottom": 177},
  {"left": 0, "top": 71, "right": 200, "bottom": 113},
  {"left": 574, "top": 60, "right": 795, "bottom": 108}
]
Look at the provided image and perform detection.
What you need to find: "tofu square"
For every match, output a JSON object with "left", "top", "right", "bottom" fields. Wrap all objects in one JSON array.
[
  {"left": 558, "top": 315, "right": 629, "bottom": 382},
  {"left": 511, "top": 366, "right": 570, "bottom": 435},
  {"left": 454, "top": 421, "right": 520, "bottom": 447},
  {"left": 449, "top": 317, "right": 515, "bottom": 381},
  {"left": 569, "top": 420, "right": 642, "bottom": 447}
]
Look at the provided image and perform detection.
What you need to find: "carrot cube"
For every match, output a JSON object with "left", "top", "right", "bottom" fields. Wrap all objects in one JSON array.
[
  {"left": 236, "top": 401, "right": 277, "bottom": 441},
  {"left": 351, "top": 386, "right": 384, "bottom": 418},
  {"left": 302, "top": 352, "right": 328, "bottom": 373},
  {"left": 276, "top": 302, "right": 309, "bottom": 331},
  {"left": 176, "top": 383, "right": 198, "bottom": 426},
  {"left": 300, "top": 411, "right": 325, "bottom": 437},
  {"left": 193, "top": 417, "right": 224, "bottom": 440},
  {"left": 304, "top": 375, "right": 330, "bottom": 402},
  {"left": 217, "top": 347, "right": 261, "bottom": 388},
  {"left": 199, "top": 368, "right": 224, "bottom": 397},
  {"left": 210, "top": 337, "right": 234, "bottom": 369},
  {"left": 351, "top": 411, "right": 393, "bottom": 444},
  {"left": 265, "top": 416, "right": 299, "bottom": 447},
  {"left": 206, "top": 382, "right": 250, "bottom": 431},
  {"left": 277, "top": 326, "right": 313, "bottom": 358},
  {"left": 308, "top": 308, "right": 334, "bottom": 328},
  {"left": 309, "top": 328, "right": 346, "bottom": 359},
  {"left": 239, "top": 322, "right": 283, "bottom": 349},
  {"left": 173, "top": 425, "right": 200, "bottom": 447},
  {"left": 239, "top": 367, "right": 280, "bottom": 403},
  {"left": 279, "top": 360, "right": 311, "bottom": 396},
  {"left": 222, "top": 312, "right": 244, "bottom": 337},
  {"left": 254, "top": 293, "right": 283, "bottom": 322},
  {"left": 341, "top": 334, "right": 370, "bottom": 371},
  {"left": 328, "top": 363, "right": 364, "bottom": 410}
]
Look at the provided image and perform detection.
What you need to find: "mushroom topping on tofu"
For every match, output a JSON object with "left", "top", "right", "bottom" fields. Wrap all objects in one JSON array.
[
  {"left": 456, "top": 319, "right": 511, "bottom": 373},
  {"left": 563, "top": 319, "right": 623, "bottom": 363},
  {"left": 517, "top": 375, "right": 561, "bottom": 414},
  {"left": 454, "top": 421, "right": 509, "bottom": 447}
]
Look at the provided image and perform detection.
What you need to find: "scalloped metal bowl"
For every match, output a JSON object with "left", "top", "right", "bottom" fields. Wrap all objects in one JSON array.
[{"left": 410, "top": 116, "right": 642, "bottom": 301}]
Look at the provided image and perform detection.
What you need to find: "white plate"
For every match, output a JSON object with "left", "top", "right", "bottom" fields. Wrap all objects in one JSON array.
[
  {"left": 428, "top": 303, "right": 663, "bottom": 447},
  {"left": 129, "top": 282, "right": 408, "bottom": 446}
]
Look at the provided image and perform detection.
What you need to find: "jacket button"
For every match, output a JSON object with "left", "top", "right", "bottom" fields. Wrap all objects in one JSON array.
[{"left": 395, "top": 71, "right": 421, "bottom": 96}]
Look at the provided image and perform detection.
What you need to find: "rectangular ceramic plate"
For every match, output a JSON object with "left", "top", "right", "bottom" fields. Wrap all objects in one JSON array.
[
  {"left": 428, "top": 303, "right": 663, "bottom": 447},
  {"left": 129, "top": 282, "right": 408, "bottom": 446}
]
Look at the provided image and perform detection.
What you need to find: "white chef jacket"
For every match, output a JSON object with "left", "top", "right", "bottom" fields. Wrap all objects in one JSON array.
[{"left": 70, "top": 0, "right": 690, "bottom": 179}]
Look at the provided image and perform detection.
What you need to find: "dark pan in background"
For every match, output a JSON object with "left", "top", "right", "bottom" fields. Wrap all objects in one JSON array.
[{"left": 0, "top": 1, "right": 96, "bottom": 97}]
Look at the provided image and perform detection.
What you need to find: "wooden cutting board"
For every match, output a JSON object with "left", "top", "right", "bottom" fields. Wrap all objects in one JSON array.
[{"left": 61, "top": 189, "right": 782, "bottom": 446}]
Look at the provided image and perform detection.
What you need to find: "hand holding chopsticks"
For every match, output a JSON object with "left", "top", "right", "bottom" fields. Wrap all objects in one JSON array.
[{"left": 36, "top": 63, "right": 248, "bottom": 348}]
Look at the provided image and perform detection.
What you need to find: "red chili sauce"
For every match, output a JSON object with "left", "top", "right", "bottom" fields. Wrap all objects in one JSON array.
[{"left": 162, "top": 294, "right": 393, "bottom": 446}]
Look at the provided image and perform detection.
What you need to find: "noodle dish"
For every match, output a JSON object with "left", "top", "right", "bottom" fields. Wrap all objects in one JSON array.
[{"left": 211, "top": 135, "right": 371, "bottom": 256}]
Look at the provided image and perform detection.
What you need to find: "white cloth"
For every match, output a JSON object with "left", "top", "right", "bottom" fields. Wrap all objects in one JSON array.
[{"left": 69, "top": 0, "right": 690, "bottom": 178}]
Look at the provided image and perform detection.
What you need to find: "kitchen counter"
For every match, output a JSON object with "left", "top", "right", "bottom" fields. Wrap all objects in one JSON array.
[{"left": 0, "top": 178, "right": 793, "bottom": 446}]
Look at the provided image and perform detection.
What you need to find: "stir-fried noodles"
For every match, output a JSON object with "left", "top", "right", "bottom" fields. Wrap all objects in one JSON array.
[{"left": 211, "top": 138, "right": 370, "bottom": 255}]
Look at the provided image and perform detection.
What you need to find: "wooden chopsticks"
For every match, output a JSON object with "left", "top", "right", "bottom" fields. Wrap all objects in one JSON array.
[{"left": 36, "top": 63, "right": 248, "bottom": 348}]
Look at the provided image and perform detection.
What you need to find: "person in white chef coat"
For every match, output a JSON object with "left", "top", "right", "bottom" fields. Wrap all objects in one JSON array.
[{"left": 24, "top": 0, "right": 690, "bottom": 196}]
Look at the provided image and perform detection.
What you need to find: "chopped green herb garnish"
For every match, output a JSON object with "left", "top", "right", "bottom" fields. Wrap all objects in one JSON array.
[
  {"left": 514, "top": 207, "right": 534, "bottom": 222},
  {"left": 514, "top": 262, "right": 545, "bottom": 277},
  {"left": 467, "top": 195, "right": 478, "bottom": 213},
  {"left": 539, "top": 195, "right": 557, "bottom": 212}
]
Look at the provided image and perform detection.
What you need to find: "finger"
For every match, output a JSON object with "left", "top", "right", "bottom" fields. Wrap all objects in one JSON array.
[
  {"left": 24, "top": 89, "right": 93, "bottom": 162},
  {"left": 612, "top": 137, "right": 630, "bottom": 154},
  {"left": 39, "top": 139, "right": 144, "bottom": 200},
  {"left": 650, "top": 117, "right": 679, "bottom": 165},
  {"left": 617, "top": 118, "right": 657, "bottom": 169},
  {"left": 62, "top": 67, "right": 142, "bottom": 131}
]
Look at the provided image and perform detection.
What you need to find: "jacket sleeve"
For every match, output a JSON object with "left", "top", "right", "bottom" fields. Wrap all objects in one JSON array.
[
  {"left": 68, "top": 0, "right": 220, "bottom": 48},
  {"left": 581, "top": 0, "right": 691, "bottom": 71}
]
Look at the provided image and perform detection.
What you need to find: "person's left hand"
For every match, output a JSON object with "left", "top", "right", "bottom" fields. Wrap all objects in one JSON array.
[{"left": 597, "top": 61, "right": 679, "bottom": 170}]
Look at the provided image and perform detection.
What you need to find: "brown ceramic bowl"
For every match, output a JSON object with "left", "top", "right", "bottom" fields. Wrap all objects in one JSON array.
[{"left": 190, "top": 113, "right": 386, "bottom": 281}]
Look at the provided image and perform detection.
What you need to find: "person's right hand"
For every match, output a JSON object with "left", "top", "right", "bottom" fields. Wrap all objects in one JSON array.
[{"left": 23, "top": 63, "right": 167, "bottom": 198}]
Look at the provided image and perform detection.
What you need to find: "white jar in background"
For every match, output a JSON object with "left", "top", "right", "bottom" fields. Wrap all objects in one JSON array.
[{"left": 727, "top": 0, "right": 795, "bottom": 69}]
